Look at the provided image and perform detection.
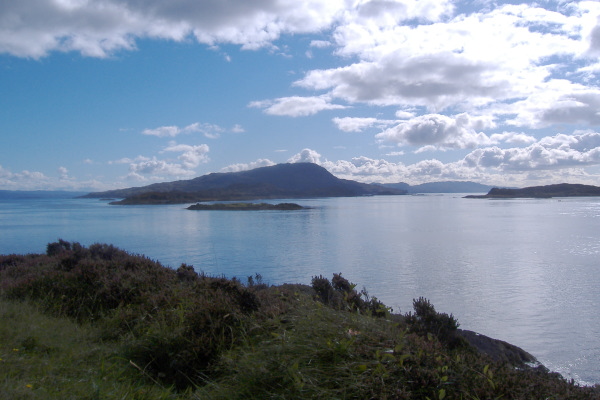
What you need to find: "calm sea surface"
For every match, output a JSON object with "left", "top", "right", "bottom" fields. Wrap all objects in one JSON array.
[{"left": 1, "top": 194, "right": 599, "bottom": 385}]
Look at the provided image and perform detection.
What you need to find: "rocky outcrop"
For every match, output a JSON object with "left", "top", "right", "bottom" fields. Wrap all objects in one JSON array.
[{"left": 458, "top": 329, "right": 546, "bottom": 370}]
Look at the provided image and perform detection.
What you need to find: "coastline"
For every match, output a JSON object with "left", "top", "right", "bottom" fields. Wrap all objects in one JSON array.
[{"left": 1, "top": 241, "right": 598, "bottom": 397}]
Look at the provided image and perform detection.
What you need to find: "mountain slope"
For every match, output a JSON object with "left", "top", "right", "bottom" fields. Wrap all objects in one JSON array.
[{"left": 82, "top": 163, "right": 405, "bottom": 204}]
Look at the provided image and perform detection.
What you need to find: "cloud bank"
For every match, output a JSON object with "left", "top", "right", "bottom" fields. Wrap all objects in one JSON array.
[{"left": 3, "top": 1, "right": 600, "bottom": 189}]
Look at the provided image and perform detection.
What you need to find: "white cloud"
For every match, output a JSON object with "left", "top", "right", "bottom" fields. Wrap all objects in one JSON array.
[
  {"left": 375, "top": 113, "right": 496, "bottom": 150},
  {"left": 489, "top": 132, "right": 537, "bottom": 145},
  {"left": 462, "top": 131, "right": 600, "bottom": 172},
  {"left": 332, "top": 117, "right": 396, "bottom": 132},
  {"left": 109, "top": 155, "right": 150, "bottom": 165},
  {"left": 310, "top": 40, "right": 332, "bottom": 48},
  {"left": 0, "top": 0, "right": 348, "bottom": 58},
  {"left": 231, "top": 124, "right": 245, "bottom": 133},
  {"left": 128, "top": 158, "right": 193, "bottom": 178},
  {"left": 249, "top": 96, "right": 348, "bottom": 117},
  {"left": 142, "top": 126, "right": 184, "bottom": 138},
  {"left": 395, "top": 110, "right": 415, "bottom": 119},
  {"left": 6, "top": 1, "right": 600, "bottom": 190},
  {"left": 123, "top": 142, "right": 210, "bottom": 180},
  {"left": 142, "top": 123, "right": 226, "bottom": 139},
  {"left": 0, "top": 0, "right": 463, "bottom": 59},
  {"left": 0, "top": 164, "right": 105, "bottom": 191},
  {"left": 58, "top": 166, "right": 69, "bottom": 180},
  {"left": 163, "top": 143, "right": 210, "bottom": 169},
  {"left": 221, "top": 158, "right": 276, "bottom": 173},
  {"left": 288, "top": 148, "right": 323, "bottom": 163},
  {"left": 290, "top": 2, "right": 600, "bottom": 126},
  {"left": 0, "top": 165, "right": 48, "bottom": 189},
  {"left": 281, "top": 130, "right": 600, "bottom": 186}
]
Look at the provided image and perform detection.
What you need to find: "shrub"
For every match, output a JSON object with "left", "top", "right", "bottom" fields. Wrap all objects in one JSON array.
[
  {"left": 405, "top": 296, "right": 460, "bottom": 345},
  {"left": 311, "top": 274, "right": 337, "bottom": 306},
  {"left": 311, "top": 273, "right": 389, "bottom": 317}
]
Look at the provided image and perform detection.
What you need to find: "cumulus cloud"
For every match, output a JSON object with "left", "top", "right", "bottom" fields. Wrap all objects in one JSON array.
[
  {"left": 6, "top": 1, "right": 600, "bottom": 189},
  {"left": 0, "top": 164, "right": 106, "bottom": 191},
  {"left": 0, "top": 165, "right": 49, "bottom": 189},
  {"left": 288, "top": 2, "right": 600, "bottom": 125},
  {"left": 128, "top": 158, "right": 193, "bottom": 177},
  {"left": 162, "top": 143, "right": 210, "bottom": 169},
  {"left": 282, "top": 130, "right": 600, "bottom": 186},
  {"left": 296, "top": 53, "right": 507, "bottom": 110},
  {"left": 375, "top": 113, "right": 496, "bottom": 150},
  {"left": 124, "top": 142, "right": 210, "bottom": 180},
  {"left": 0, "top": 0, "right": 348, "bottom": 58},
  {"left": 537, "top": 91, "right": 600, "bottom": 127},
  {"left": 249, "top": 96, "right": 348, "bottom": 117},
  {"left": 0, "top": 0, "right": 462, "bottom": 59},
  {"left": 489, "top": 132, "right": 537, "bottom": 145},
  {"left": 463, "top": 131, "right": 600, "bottom": 172},
  {"left": 221, "top": 158, "right": 275, "bottom": 173},
  {"left": 288, "top": 148, "right": 323, "bottom": 164},
  {"left": 5, "top": 0, "right": 600, "bottom": 131}
]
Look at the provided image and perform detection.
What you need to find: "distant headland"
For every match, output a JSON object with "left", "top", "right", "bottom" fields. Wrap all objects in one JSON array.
[{"left": 465, "top": 183, "right": 600, "bottom": 199}]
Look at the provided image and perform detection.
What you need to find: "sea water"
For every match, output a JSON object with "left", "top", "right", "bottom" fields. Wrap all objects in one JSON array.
[{"left": 1, "top": 193, "right": 598, "bottom": 385}]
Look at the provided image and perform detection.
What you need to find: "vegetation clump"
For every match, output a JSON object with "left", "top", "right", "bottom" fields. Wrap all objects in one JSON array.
[{"left": 1, "top": 240, "right": 598, "bottom": 399}]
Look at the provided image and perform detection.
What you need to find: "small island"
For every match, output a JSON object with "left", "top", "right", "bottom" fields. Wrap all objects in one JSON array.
[
  {"left": 465, "top": 183, "right": 600, "bottom": 199},
  {"left": 187, "top": 202, "right": 305, "bottom": 211}
]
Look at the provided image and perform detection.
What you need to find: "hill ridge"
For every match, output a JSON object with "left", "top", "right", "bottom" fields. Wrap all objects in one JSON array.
[{"left": 82, "top": 163, "right": 405, "bottom": 204}]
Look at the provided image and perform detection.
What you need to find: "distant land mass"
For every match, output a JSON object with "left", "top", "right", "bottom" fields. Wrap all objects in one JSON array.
[
  {"left": 383, "top": 181, "right": 496, "bottom": 194},
  {"left": 187, "top": 202, "right": 305, "bottom": 211},
  {"left": 81, "top": 163, "right": 406, "bottom": 205},
  {"left": 465, "top": 183, "right": 600, "bottom": 198},
  {"left": 0, "top": 190, "right": 87, "bottom": 199}
]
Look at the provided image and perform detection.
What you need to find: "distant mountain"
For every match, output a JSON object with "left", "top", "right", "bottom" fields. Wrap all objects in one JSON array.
[
  {"left": 465, "top": 183, "right": 600, "bottom": 199},
  {"left": 383, "top": 181, "right": 495, "bottom": 194},
  {"left": 82, "top": 163, "right": 406, "bottom": 204}
]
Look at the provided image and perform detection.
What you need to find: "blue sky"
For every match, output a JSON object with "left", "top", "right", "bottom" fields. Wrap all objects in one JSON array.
[{"left": 2, "top": 0, "right": 600, "bottom": 191}]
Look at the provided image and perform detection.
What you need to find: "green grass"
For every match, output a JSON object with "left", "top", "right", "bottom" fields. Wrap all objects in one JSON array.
[
  {"left": 0, "top": 299, "right": 177, "bottom": 400},
  {"left": 1, "top": 240, "right": 599, "bottom": 399}
]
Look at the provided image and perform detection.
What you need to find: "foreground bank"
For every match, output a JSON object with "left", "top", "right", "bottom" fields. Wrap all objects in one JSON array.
[{"left": 1, "top": 241, "right": 598, "bottom": 399}]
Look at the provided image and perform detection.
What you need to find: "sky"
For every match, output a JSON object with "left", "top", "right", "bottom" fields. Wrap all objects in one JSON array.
[{"left": 2, "top": 0, "right": 600, "bottom": 191}]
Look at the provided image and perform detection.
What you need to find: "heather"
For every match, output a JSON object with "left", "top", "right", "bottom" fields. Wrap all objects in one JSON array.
[{"left": 0, "top": 240, "right": 598, "bottom": 399}]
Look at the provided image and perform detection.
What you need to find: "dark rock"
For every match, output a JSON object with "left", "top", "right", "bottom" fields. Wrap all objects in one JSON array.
[{"left": 458, "top": 329, "right": 547, "bottom": 371}]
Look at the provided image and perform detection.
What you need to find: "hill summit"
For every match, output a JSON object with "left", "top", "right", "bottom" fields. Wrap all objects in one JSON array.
[{"left": 82, "top": 163, "right": 405, "bottom": 204}]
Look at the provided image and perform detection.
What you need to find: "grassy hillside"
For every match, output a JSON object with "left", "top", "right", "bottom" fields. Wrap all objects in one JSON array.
[{"left": 1, "top": 241, "right": 598, "bottom": 399}]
